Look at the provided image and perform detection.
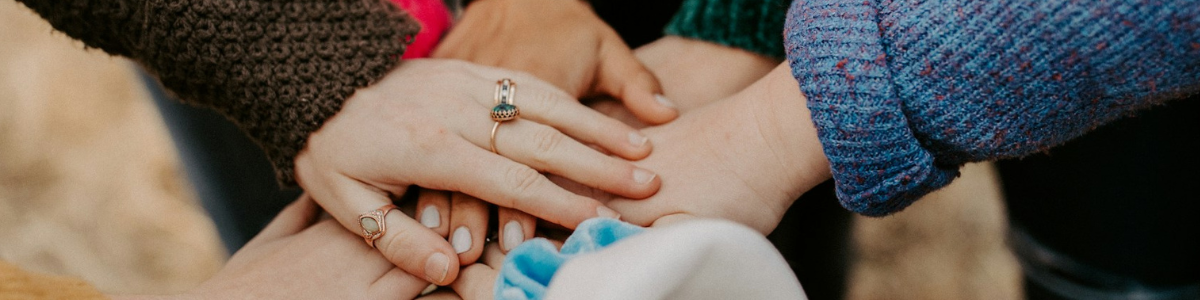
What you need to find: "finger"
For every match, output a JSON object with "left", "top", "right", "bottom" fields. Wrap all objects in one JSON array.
[
  {"left": 417, "top": 189, "right": 451, "bottom": 237},
  {"left": 449, "top": 193, "right": 489, "bottom": 265},
  {"left": 370, "top": 268, "right": 432, "bottom": 300},
  {"left": 302, "top": 220, "right": 399, "bottom": 279},
  {"left": 650, "top": 213, "right": 700, "bottom": 229},
  {"left": 247, "top": 193, "right": 320, "bottom": 245},
  {"left": 417, "top": 139, "right": 619, "bottom": 229},
  {"left": 450, "top": 264, "right": 498, "bottom": 300},
  {"left": 497, "top": 207, "right": 535, "bottom": 253},
  {"left": 416, "top": 291, "right": 462, "bottom": 300},
  {"left": 482, "top": 242, "right": 506, "bottom": 268},
  {"left": 547, "top": 174, "right": 615, "bottom": 203},
  {"left": 592, "top": 36, "right": 678, "bottom": 125},
  {"left": 505, "top": 82, "right": 653, "bottom": 160},
  {"left": 468, "top": 119, "right": 661, "bottom": 199},
  {"left": 587, "top": 99, "right": 649, "bottom": 128},
  {"left": 316, "top": 176, "right": 461, "bottom": 285}
]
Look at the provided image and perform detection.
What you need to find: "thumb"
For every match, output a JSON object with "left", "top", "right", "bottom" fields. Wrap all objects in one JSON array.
[{"left": 592, "top": 38, "right": 678, "bottom": 125}]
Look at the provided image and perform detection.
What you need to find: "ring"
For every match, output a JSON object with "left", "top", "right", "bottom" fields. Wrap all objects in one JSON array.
[
  {"left": 490, "top": 79, "right": 518, "bottom": 154},
  {"left": 358, "top": 204, "right": 399, "bottom": 249}
]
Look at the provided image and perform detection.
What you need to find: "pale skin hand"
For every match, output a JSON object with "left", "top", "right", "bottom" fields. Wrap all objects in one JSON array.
[
  {"left": 112, "top": 196, "right": 431, "bottom": 300},
  {"left": 583, "top": 64, "right": 832, "bottom": 234},
  {"left": 590, "top": 35, "right": 782, "bottom": 127},
  {"left": 430, "top": 0, "right": 679, "bottom": 257},
  {"left": 415, "top": 243, "right": 508, "bottom": 300},
  {"left": 422, "top": 66, "right": 812, "bottom": 296},
  {"left": 433, "top": 0, "right": 677, "bottom": 124},
  {"left": 426, "top": 36, "right": 781, "bottom": 261},
  {"left": 293, "top": 59, "right": 661, "bottom": 285}
]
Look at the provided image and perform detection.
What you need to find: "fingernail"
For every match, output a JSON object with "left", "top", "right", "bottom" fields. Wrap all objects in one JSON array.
[
  {"left": 655, "top": 94, "right": 676, "bottom": 108},
  {"left": 424, "top": 252, "right": 449, "bottom": 283},
  {"left": 633, "top": 168, "right": 656, "bottom": 185},
  {"left": 420, "top": 205, "right": 440, "bottom": 228},
  {"left": 452, "top": 226, "right": 471, "bottom": 254},
  {"left": 420, "top": 284, "right": 437, "bottom": 296},
  {"left": 502, "top": 220, "right": 524, "bottom": 252},
  {"left": 627, "top": 132, "right": 649, "bottom": 148},
  {"left": 596, "top": 206, "right": 621, "bottom": 220}
]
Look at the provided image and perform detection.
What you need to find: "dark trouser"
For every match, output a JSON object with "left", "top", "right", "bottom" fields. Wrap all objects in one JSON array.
[{"left": 997, "top": 95, "right": 1200, "bottom": 299}]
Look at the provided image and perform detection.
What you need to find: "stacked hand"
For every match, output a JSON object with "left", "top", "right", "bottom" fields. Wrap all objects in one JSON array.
[
  {"left": 293, "top": 59, "right": 661, "bottom": 285},
  {"left": 411, "top": 0, "right": 686, "bottom": 275},
  {"left": 606, "top": 64, "right": 830, "bottom": 234},
  {"left": 292, "top": 0, "right": 831, "bottom": 296},
  {"left": 587, "top": 39, "right": 829, "bottom": 234}
]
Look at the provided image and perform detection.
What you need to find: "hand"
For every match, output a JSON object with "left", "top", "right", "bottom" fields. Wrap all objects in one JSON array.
[
  {"left": 589, "top": 36, "right": 782, "bottom": 127},
  {"left": 415, "top": 189, "right": 536, "bottom": 264},
  {"left": 113, "top": 195, "right": 432, "bottom": 300},
  {"left": 581, "top": 64, "right": 831, "bottom": 233},
  {"left": 415, "top": 243, "right": 508, "bottom": 300},
  {"left": 432, "top": 0, "right": 677, "bottom": 124},
  {"left": 294, "top": 59, "right": 661, "bottom": 285}
]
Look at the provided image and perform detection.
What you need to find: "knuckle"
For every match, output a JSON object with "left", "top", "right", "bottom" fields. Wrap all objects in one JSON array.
[
  {"left": 503, "top": 165, "right": 543, "bottom": 206},
  {"left": 379, "top": 224, "right": 423, "bottom": 261},
  {"left": 527, "top": 90, "right": 561, "bottom": 114},
  {"left": 529, "top": 127, "right": 565, "bottom": 165}
]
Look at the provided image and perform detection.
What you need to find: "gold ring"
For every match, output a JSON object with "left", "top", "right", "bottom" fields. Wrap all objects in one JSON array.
[
  {"left": 358, "top": 204, "right": 398, "bottom": 249},
  {"left": 490, "top": 79, "right": 518, "bottom": 154}
]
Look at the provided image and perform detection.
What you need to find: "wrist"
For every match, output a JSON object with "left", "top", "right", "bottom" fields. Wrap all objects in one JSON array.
[{"left": 737, "top": 64, "right": 830, "bottom": 201}]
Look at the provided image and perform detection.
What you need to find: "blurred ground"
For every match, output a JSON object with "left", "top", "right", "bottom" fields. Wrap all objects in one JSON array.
[
  {"left": 0, "top": 1, "right": 224, "bottom": 294},
  {"left": 0, "top": 1, "right": 1019, "bottom": 298}
]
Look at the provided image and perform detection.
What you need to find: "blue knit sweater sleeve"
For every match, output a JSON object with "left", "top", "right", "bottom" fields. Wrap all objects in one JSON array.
[{"left": 784, "top": 0, "right": 1200, "bottom": 216}]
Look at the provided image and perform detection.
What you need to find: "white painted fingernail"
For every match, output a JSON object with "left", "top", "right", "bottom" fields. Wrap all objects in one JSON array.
[
  {"left": 596, "top": 206, "right": 621, "bottom": 220},
  {"left": 420, "top": 284, "right": 437, "bottom": 296},
  {"left": 502, "top": 220, "right": 524, "bottom": 252},
  {"left": 452, "top": 227, "right": 471, "bottom": 254},
  {"left": 628, "top": 132, "right": 649, "bottom": 148},
  {"left": 420, "top": 205, "right": 440, "bottom": 228},
  {"left": 655, "top": 94, "right": 676, "bottom": 108},
  {"left": 633, "top": 168, "right": 656, "bottom": 185}
]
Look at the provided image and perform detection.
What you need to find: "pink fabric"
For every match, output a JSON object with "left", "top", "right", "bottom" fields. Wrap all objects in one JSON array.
[{"left": 390, "top": 0, "right": 453, "bottom": 58}]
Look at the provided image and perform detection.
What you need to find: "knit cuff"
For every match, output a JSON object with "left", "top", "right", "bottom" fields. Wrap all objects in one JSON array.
[
  {"left": 663, "top": 0, "right": 788, "bottom": 59},
  {"left": 783, "top": 0, "right": 958, "bottom": 216}
]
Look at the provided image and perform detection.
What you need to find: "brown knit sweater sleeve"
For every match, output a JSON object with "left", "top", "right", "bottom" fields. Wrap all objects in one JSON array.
[{"left": 15, "top": 0, "right": 420, "bottom": 186}]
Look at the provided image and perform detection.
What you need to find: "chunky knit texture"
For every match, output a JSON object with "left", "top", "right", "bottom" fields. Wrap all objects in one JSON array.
[
  {"left": 17, "top": 0, "right": 420, "bottom": 186},
  {"left": 665, "top": 0, "right": 789, "bottom": 58},
  {"left": 785, "top": 0, "right": 1200, "bottom": 216}
]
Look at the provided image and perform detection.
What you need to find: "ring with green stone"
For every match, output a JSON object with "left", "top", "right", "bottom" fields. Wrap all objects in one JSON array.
[{"left": 491, "top": 78, "right": 519, "bottom": 122}]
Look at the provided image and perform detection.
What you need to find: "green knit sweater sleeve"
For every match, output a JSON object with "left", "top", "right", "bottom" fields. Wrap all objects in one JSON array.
[{"left": 663, "top": 0, "right": 789, "bottom": 58}]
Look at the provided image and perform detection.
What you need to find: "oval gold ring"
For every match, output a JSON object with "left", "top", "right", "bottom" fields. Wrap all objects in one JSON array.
[
  {"left": 358, "top": 204, "right": 398, "bottom": 249},
  {"left": 490, "top": 79, "right": 518, "bottom": 154}
]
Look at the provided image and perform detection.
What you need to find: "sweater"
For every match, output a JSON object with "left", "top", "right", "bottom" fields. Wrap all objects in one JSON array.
[
  {"left": 785, "top": 0, "right": 1200, "bottom": 216},
  {"left": 664, "top": 0, "right": 790, "bottom": 58},
  {"left": 15, "top": 0, "right": 421, "bottom": 186}
]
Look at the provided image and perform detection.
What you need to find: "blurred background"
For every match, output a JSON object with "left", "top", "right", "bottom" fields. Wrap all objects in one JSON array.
[{"left": 0, "top": 1, "right": 1020, "bottom": 298}]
